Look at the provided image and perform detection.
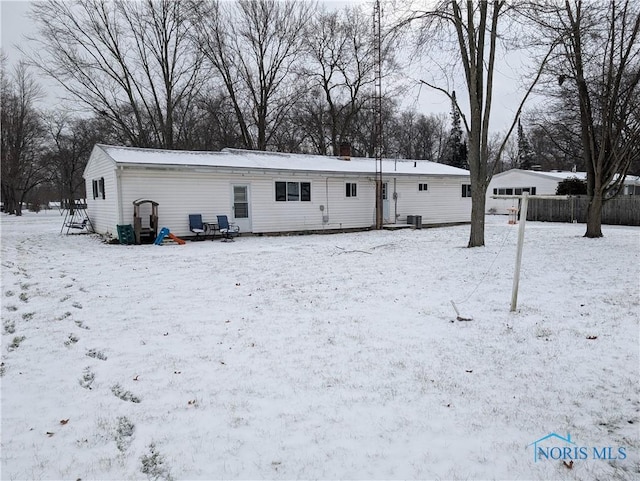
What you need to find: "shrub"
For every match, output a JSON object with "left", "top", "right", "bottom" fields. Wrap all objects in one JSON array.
[{"left": 556, "top": 177, "right": 587, "bottom": 195}]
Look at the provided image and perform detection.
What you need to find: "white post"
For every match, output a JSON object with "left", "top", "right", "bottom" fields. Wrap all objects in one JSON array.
[{"left": 511, "top": 193, "right": 529, "bottom": 312}]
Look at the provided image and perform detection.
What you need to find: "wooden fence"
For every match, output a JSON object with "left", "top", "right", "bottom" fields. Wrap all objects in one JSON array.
[{"left": 526, "top": 196, "right": 640, "bottom": 226}]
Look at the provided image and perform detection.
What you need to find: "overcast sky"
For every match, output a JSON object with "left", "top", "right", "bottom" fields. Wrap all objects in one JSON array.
[
  {"left": 1, "top": 1, "right": 32, "bottom": 64},
  {"left": 1, "top": 0, "right": 533, "bottom": 133}
]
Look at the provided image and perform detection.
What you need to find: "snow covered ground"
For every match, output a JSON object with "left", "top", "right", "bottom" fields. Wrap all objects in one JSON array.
[{"left": 1, "top": 211, "right": 638, "bottom": 480}]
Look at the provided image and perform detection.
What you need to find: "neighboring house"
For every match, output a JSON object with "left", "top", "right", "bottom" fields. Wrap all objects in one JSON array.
[
  {"left": 622, "top": 176, "right": 640, "bottom": 195},
  {"left": 83, "top": 144, "right": 472, "bottom": 239},
  {"left": 486, "top": 169, "right": 639, "bottom": 214}
]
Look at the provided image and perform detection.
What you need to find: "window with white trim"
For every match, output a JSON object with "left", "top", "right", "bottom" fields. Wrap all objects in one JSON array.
[
  {"left": 418, "top": 183, "right": 428, "bottom": 192},
  {"left": 275, "top": 181, "right": 311, "bottom": 202},
  {"left": 346, "top": 182, "right": 357, "bottom": 197},
  {"left": 462, "top": 184, "right": 472, "bottom": 197},
  {"left": 493, "top": 187, "right": 537, "bottom": 195},
  {"left": 92, "top": 178, "right": 106, "bottom": 199}
]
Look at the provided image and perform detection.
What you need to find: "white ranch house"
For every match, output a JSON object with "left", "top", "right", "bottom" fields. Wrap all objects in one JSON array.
[
  {"left": 486, "top": 169, "right": 640, "bottom": 214},
  {"left": 84, "top": 144, "right": 472, "bottom": 239}
]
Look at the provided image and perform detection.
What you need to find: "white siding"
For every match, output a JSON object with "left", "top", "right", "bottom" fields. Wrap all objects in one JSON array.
[
  {"left": 85, "top": 145, "right": 471, "bottom": 237},
  {"left": 242, "top": 175, "right": 373, "bottom": 233},
  {"left": 486, "top": 171, "right": 561, "bottom": 214},
  {"left": 115, "top": 169, "right": 471, "bottom": 236},
  {"left": 391, "top": 176, "right": 471, "bottom": 225},
  {"left": 117, "top": 170, "right": 380, "bottom": 235},
  {"left": 84, "top": 147, "right": 119, "bottom": 236},
  {"left": 119, "top": 170, "right": 234, "bottom": 237}
]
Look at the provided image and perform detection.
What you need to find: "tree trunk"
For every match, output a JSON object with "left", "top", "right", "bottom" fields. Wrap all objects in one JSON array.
[
  {"left": 468, "top": 184, "right": 486, "bottom": 247},
  {"left": 584, "top": 192, "right": 604, "bottom": 238}
]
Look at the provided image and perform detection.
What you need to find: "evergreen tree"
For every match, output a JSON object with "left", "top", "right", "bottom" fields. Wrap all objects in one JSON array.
[
  {"left": 444, "top": 91, "right": 468, "bottom": 169},
  {"left": 516, "top": 119, "right": 535, "bottom": 170},
  {"left": 556, "top": 177, "right": 587, "bottom": 195}
]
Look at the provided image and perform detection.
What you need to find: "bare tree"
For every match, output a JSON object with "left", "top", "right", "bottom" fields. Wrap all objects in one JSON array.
[
  {"left": 302, "top": 5, "right": 393, "bottom": 155},
  {"left": 529, "top": 0, "right": 640, "bottom": 237},
  {"left": 387, "top": 110, "right": 445, "bottom": 160},
  {"left": 395, "top": 1, "right": 553, "bottom": 247},
  {"left": 1, "top": 58, "right": 47, "bottom": 215},
  {"left": 27, "top": 0, "right": 205, "bottom": 149},
  {"left": 180, "top": 92, "right": 245, "bottom": 151},
  {"left": 192, "top": 0, "right": 313, "bottom": 151},
  {"left": 525, "top": 101, "right": 585, "bottom": 171},
  {"left": 43, "top": 114, "right": 113, "bottom": 211}
]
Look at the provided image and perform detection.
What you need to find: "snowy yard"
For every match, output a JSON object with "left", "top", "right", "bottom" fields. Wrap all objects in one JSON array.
[{"left": 1, "top": 211, "right": 638, "bottom": 480}]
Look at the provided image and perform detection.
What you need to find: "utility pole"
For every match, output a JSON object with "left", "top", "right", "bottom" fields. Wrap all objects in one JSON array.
[{"left": 373, "top": 0, "right": 383, "bottom": 229}]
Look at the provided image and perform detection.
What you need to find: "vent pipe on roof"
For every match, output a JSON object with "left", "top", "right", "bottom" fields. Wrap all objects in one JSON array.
[{"left": 339, "top": 142, "right": 351, "bottom": 160}]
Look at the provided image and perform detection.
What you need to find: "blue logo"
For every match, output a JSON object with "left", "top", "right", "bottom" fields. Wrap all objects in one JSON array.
[{"left": 528, "top": 432, "right": 627, "bottom": 463}]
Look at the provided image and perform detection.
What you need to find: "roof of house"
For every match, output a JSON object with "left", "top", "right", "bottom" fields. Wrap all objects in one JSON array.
[
  {"left": 492, "top": 169, "right": 588, "bottom": 181},
  {"left": 93, "top": 144, "right": 470, "bottom": 177},
  {"left": 492, "top": 169, "right": 640, "bottom": 184}
]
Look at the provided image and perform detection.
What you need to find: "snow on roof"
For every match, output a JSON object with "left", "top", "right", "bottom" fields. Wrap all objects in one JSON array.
[
  {"left": 494, "top": 169, "right": 640, "bottom": 184},
  {"left": 97, "top": 144, "right": 470, "bottom": 177},
  {"left": 625, "top": 175, "right": 640, "bottom": 185},
  {"left": 493, "top": 169, "right": 587, "bottom": 181},
  {"left": 532, "top": 170, "right": 588, "bottom": 180}
]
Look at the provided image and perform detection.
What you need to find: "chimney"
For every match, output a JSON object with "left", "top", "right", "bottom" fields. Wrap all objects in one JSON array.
[{"left": 339, "top": 142, "right": 351, "bottom": 160}]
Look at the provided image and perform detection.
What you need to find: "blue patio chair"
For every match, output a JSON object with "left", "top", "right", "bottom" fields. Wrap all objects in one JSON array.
[
  {"left": 217, "top": 215, "right": 240, "bottom": 241},
  {"left": 189, "top": 214, "right": 205, "bottom": 241}
]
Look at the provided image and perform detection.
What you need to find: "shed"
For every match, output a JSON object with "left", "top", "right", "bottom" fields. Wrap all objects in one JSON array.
[{"left": 83, "top": 145, "right": 472, "bottom": 238}]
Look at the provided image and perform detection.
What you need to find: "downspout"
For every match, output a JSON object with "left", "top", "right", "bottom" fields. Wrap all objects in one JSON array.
[
  {"left": 391, "top": 159, "right": 398, "bottom": 224},
  {"left": 325, "top": 177, "right": 330, "bottom": 228},
  {"left": 116, "top": 166, "right": 124, "bottom": 229},
  {"left": 393, "top": 177, "right": 398, "bottom": 223}
]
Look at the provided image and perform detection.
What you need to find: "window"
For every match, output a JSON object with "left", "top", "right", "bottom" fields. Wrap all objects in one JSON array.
[
  {"left": 287, "top": 181, "right": 299, "bottom": 201},
  {"left": 275, "top": 181, "right": 311, "bottom": 202},
  {"left": 496, "top": 186, "right": 537, "bottom": 196},
  {"left": 462, "top": 184, "right": 472, "bottom": 197},
  {"left": 346, "top": 182, "right": 357, "bottom": 197},
  {"left": 92, "top": 178, "right": 105, "bottom": 199},
  {"left": 419, "top": 183, "right": 428, "bottom": 192},
  {"left": 301, "top": 182, "right": 311, "bottom": 201}
]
